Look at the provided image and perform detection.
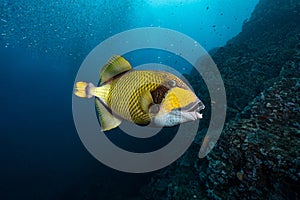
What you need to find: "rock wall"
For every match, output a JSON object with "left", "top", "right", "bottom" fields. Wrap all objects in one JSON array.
[
  {"left": 192, "top": 0, "right": 300, "bottom": 120},
  {"left": 204, "top": 75, "right": 300, "bottom": 199},
  {"left": 141, "top": 0, "right": 300, "bottom": 199}
]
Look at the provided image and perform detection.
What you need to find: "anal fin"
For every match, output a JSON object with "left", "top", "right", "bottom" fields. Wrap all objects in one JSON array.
[{"left": 95, "top": 98, "right": 122, "bottom": 131}]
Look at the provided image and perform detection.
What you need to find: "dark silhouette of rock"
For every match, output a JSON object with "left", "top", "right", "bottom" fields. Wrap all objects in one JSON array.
[{"left": 142, "top": 0, "right": 300, "bottom": 199}]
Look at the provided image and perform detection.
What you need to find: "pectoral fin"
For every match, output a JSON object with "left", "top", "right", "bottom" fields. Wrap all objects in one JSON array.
[
  {"left": 95, "top": 98, "right": 122, "bottom": 131},
  {"left": 140, "top": 91, "right": 154, "bottom": 113}
]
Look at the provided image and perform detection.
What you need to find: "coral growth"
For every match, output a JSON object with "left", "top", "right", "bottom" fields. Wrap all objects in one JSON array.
[{"left": 205, "top": 77, "right": 300, "bottom": 199}]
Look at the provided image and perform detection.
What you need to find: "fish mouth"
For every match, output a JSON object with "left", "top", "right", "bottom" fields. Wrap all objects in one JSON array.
[
  {"left": 181, "top": 100, "right": 205, "bottom": 120},
  {"left": 182, "top": 100, "right": 205, "bottom": 112}
]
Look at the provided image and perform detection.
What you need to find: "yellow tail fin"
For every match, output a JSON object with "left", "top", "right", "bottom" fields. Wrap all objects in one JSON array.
[{"left": 74, "top": 81, "right": 95, "bottom": 98}]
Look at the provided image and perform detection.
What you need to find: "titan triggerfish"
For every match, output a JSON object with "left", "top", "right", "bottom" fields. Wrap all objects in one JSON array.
[{"left": 74, "top": 55, "right": 205, "bottom": 131}]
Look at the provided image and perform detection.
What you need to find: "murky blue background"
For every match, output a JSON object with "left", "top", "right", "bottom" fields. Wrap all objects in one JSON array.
[{"left": 0, "top": 0, "right": 259, "bottom": 199}]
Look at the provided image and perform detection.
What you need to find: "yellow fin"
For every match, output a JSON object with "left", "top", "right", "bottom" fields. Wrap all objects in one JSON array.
[
  {"left": 74, "top": 82, "right": 95, "bottom": 98},
  {"left": 95, "top": 98, "right": 122, "bottom": 131},
  {"left": 140, "top": 91, "right": 154, "bottom": 113},
  {"left": 100, "top": 55, "right": 132, "bottom": 84}
]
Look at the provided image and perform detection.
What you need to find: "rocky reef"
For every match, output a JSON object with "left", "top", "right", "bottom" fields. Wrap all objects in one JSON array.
[
  {"left": 195, "top": 0, "right": 300, "bottom": 120},
  {"left": 141, "top": 0, "right": 300, "bottom": 199},
  {"left": 204, "top": 75, "right": 300, "bottom": 199}
]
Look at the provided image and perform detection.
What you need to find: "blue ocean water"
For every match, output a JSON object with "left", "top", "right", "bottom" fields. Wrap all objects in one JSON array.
[{"left": 0, "top": 0, "right": 260, "bottom": 199}]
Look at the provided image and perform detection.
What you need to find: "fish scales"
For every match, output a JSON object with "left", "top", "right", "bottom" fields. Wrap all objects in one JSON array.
[
  {"left": 107, "top": 70, "right": 166, "bottom": 124},
  {"left": 74, "top": 55, "right": 204, "bottom": 131}
]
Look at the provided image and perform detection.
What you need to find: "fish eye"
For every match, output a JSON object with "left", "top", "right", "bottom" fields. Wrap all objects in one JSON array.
[
  {"left": 168, "top": 80, "right": 176, "bottom": 87},
  {"left": 149, "top": 104, "right": 160, "bottom": 114}
]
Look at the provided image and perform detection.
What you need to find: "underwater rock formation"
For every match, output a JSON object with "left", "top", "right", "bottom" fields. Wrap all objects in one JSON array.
[
  {"left": 192, "top": 0, "right": 300, "bottom": 120},
  {"left": 142, "top": 0, "right": 300, "bottom": 199},
  {"left": 204, "top": 75, "right": 300, "bottom": 199},
  {"left": 140, "top": 141, "right": 208, "bottom": 200},
  {"left": 142, "top": 66, "right": 300, "bottom": 200}
]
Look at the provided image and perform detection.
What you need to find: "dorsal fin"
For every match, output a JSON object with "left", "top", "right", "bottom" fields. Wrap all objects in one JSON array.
[{"left": 99, "top": 55, "right": 132, "bottom": 84}]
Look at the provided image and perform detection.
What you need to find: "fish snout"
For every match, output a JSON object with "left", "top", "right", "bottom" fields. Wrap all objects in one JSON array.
[
  {"left": 180, "top": 99, "right": 205, "bottom": 121},
  {"left": 181, "top": 99, "right": 205, "bottom": 113},
  {"left": 152, "top": 99, "right": 205, "bottom": 127}
]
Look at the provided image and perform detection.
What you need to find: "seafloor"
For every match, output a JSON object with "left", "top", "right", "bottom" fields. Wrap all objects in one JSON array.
[{"left": 141, "top": 0, "right": 300, "bottom": 199}]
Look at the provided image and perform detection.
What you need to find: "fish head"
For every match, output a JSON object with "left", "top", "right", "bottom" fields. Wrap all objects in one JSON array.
[{"left": 151, "top": 85, "right": 205, "bottom": 127}]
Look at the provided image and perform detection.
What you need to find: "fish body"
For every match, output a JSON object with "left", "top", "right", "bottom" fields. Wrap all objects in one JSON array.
[{"left": 75, "top": 56, "right": 204, "bottom": 131}]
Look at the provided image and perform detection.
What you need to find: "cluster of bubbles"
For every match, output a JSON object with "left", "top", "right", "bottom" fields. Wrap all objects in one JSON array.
[{"left": 0, "top": 0, "right": 142, "bottom": 62}]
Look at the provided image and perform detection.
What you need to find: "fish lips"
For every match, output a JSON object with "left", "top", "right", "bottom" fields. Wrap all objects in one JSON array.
[
  {"left": 180, "top": 100, "right": 205, "bottom": 120},
  {"left": 152, "top": 100, "right": 205, "bottom": 127},
  {"left": 185, "top": 100, "right": 205, "bottom": 112}
]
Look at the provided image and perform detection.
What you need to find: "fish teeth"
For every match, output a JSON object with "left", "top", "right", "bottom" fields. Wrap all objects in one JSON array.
[{"left": 196, "top": 112, "right": 203, "bottom": 119}]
